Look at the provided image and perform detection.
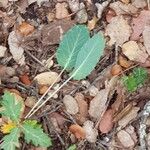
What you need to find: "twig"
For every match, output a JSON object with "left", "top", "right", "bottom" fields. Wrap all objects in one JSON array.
[{"left": 24, "top": 49, "right": 45, "bottom": 67}]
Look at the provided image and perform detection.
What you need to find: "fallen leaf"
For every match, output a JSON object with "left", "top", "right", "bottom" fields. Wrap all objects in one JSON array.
[
  {"left": 88, "top": 16, "right": 98, "bottom": 30},
  {"left": 38, "top": 85, "right": 49, "bottom": 95},
  {"left": 34, "top": 71, "right": 60, "bottom": 85},
  {"left": 0, "top": 65, "right": 6, "bottom": 77},
  {"left": 28, "top": 0, "right": 49, "bottom": 6},
  {"left": 25, "top": 96, "right": 36, "bottom": 108},
  {"left": 117, "top": 130, "right": 135, "bottom": 148},
  {"left": 88, "top": 85, "right": 99, "bottom": 97},
  {"left": 106, "top": 15, "right": 131, "bottom": 46},
  {"left": 132, "top": 0, "right": 147, "bottom": 9},
  {"left": 20, "top": 73, "right": 31, "bottom": 85},
  {"left": 55, "top": 3, "right": 69, "bottom": 19},
  {"left": 95, "top": 1, "right": 110, "bottom": 19},
  {"left": 75, "top": 93, "right": 88, "bottom": 124},
  {"left": 0, "top": 0, "right": 8, "bottom": 8},
  {"left": 8, "top": 31, "right": 25, "bottom": 65},
  {"left": 18, "top": 22, "right": 34, "bottom": 36},
  {"left": 118, "top": 55, "right": 132, "bottom": 68},
  {"left": 122, "top": 41, "right": 148, "bottom": 63},
  {"left": 131, "top": 10, "right": 150, "bottom": 40},
  {"left": 111, "top": 64, "right": 122, "bottom": 76},
  {"left": 69, "top": 124, "right": 86, "bottom": 139},
  {"left": 89, "top": 89, "right": 109, "bottom": 119},
  {"left": 106, "top": 9, "right": 116, "bottom": 23},
  {"left": 125, "top": 125, "right": 137, "bottom": 143},
  {"left": 99, "top": 109, "right": 114, "bottom": 133},
  {"left": 49, "top": 112, "right": 66, "bottom": 129},
  {"left": 63, "top": 95, "right": 79, "bottom": 115},
  {"left": 118, "top": 107, "right": 140, "bottom": 128},
  {"left": 143, "top": 26, "right": 150, "bottom": 55},
  {"left": 0, "top": 46, "right": 7, "bottom": 58},
  {"left": 120, "top": 0, "right": 129, "bottom": 4},
  {"left": 83, "top": 120, "right": 98, "bottom": 143},
  {"left": 47, "top": 12, "right": 55, "bottom": 22},
  {"left": 110, "top": 1, "right": 138, "bottom": 15}
]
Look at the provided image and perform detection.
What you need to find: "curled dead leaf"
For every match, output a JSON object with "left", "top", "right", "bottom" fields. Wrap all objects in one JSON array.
[
  {"left": 69, "top": 124, "right": 86, "bottom": 139},
  {"left": 118, "top": 55, "right": 132, "bottom": 68}
]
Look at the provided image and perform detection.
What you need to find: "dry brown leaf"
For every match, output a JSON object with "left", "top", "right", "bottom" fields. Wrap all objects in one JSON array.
[
  {"left": 34, "top": 71, "right": 60, "bottom": 85},
  {"left": 117, "top": 130, "right": 135, "bottom": 148},
  {"left": 143, "top": 26, "right": 150, "bottom": 55},
  {"left": 88, "top": 16, "right": 98, "bottom": 31},
  {"left": 8, "top": 31, "right": 25, "bottom": 65},
  {"left": 0, "top": 46, "right": 7, "bottom": 58},
  {"left": 122, "top": 41, "right": 148, "bottom": 63},
  {"left": 131, "top": 10, "right": 150, "bottom": 40},
  {"left": 118, "top": 55, "right": 132, "bottom": 68},
  {"left": 20, "top": 73, "right": 31, "bottom": 85},
  {"left": 55, "top": 3, "right": 69, "bottom": 19},
  {"left": 105, "top": 15, "right": 131, "bottom": 46},
  {"left": 18, "top": 22, "right": 34, "bottom": 36},
  {"left": 75, "top": 93, "right": 88, "bottom": 124},
  {"left": 69, "top": 124, "right": 86, "bottom": 139},
  {"left": 83, "top": 120, "right": 98, "bottom": 143},
  {"left": 28, "top": 0, "right": 48, "bottom": 6},
  {"left": 63, "top": 95, "right": 79, "bottom": 115},
  {"left": 132, "top": 0, "right": 147, "bottom": 9},
  {"left": 106, "top": 9, "right": 116, "bottom": 23},
  {"left": 110, "top": 1, "right": 138, "bottom": 15},
  {"left": 49, "top": 112, "right": 66, "bottom": 129},
  {"left": 99, "top": 109, "right": 114, "bottom": 133},
  {"left": 89, "top": 89, "right": 109, "bottom": 119},
  {"left": 25, "top": 96, "right": 36, "bottom": 108},
  {"left": 118, "top": 107, "right": 140, "bottom": 128},
  {"left": 111, "top": 64, "right": 122, "bottom": 76}
]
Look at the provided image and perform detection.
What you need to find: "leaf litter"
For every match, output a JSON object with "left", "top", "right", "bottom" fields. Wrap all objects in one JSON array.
[{"left": 1, "top": 0, "right": 150, "bottom": 149}]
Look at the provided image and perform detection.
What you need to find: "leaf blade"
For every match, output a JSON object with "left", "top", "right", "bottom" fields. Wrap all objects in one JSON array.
[
  {"left": 22, "top": 120, "right": 52, "bottom": 148},
  {"left": 56, "top": 25, "right": 90, "bottom": 70},
  {"left": 71, "top": 33, "right": 105, "bottom": 80},
  {"left": 0, "top": 127, "right": 20, "bottom": 150},
  {"left": 0, "top": 92, "right": 22, "bottom": 122}
]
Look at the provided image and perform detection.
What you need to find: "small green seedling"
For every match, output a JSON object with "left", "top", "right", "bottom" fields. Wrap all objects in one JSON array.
[
  {"left": 67, "top": 144, "right": 77, "bottom": 150},
  {"left": 122, "top": 67, "right": 148, "bottom": 92},
  {"left": 0, "top": 92, "right": 52, "bottom": 150}
]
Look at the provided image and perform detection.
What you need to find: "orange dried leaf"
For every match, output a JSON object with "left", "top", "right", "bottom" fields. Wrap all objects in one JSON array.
[
  {"left": 69, "top": 124, "right": 86, "bottom": 139},
  {"left": 111, "top": 64, "right": 122, "bottom": 76},
  {"left": 119, "top": 55, "right": 132, "bottom": 68},
  {"left": 20, "top": 73, "right": 31, "bottom": 85},
  {"left": 18, "top": 22, "right": 34, "bottom": 36}
]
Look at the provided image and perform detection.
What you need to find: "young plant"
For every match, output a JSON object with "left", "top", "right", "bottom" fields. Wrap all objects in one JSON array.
[
  {"left": 26, "top": 25, "right": 106, "bottom": 118},
  {"left": 0, "top": 92, "right": 52, "bottom": 150},
  {"left": 122, "top": 67, "right": 148, "bottom": 92}
]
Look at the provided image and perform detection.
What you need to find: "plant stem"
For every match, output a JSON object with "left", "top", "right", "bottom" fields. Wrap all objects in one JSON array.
[{"left": 25, "top": 68, "right": 65, "bottom": 119}]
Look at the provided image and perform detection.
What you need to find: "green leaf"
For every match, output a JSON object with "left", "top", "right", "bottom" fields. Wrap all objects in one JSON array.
[
  {"left": 56, "top": 25, "right": 90, "bottom": 70},
  {"left": 0, "top": 128, "right": 20, "bottom": 150},
  {"left": 22, "top": 120, "right": 52, "bottom": 148},
  {"left": 67, "top": 144, "right": 77, "bottom": 150},
  {"left": 70, "top": 33, "right": 105, "bottom": 80},
  {"left": 0, "top": 92, "right": 22, "bottom": 122},
  {"left": 122, "top": 67, "right": 148, "bottom": 92}
]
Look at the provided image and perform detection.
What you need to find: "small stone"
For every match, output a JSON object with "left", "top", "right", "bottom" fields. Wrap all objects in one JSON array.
[
  {"left": 0, "top": 46, "right": 7, "bottom": 57},
  {"left": 9, "top": 76, "right": 19, "bottom": 83},
  {"left": 63, "top": 95, "right": 79, "bottom": 115},
  {"left": 89, "top": 85, "right": 99, "bottom": 97},
  {"left": 39, "top": 85, "right": 49, "bottom": 95}
]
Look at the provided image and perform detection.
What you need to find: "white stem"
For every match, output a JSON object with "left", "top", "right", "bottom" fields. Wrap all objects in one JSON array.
[
  {"left": 27, "top": 75, "right": 73, "bottom": 118},
  {"left": 25, "top": 68, "right": 65, "bottom": 119}
]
